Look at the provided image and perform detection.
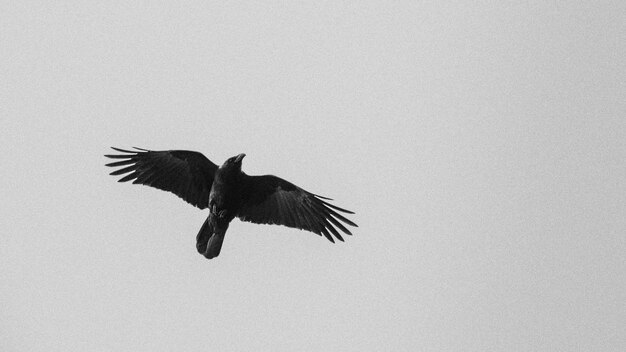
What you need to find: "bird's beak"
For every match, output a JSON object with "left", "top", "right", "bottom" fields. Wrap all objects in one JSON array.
[{"left": 235, "top": 153, "right": 246, "bottom": 163}]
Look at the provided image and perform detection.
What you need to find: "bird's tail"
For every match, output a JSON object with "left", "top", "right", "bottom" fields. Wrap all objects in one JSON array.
[{"left": 196, "top": 217, "right": 228, "bottom": 260}]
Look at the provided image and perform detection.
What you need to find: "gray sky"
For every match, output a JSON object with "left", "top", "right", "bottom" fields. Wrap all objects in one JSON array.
[{"left": 1, "top": 2, "right": 624, "bottom": 351}]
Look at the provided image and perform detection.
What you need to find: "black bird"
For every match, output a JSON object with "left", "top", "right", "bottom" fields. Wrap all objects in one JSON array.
[{"left": 105, "top": 147, "right": 357, "bottom": 259}]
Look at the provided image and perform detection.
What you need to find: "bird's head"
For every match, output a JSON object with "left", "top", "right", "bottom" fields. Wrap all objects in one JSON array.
[{"left": 220, "top": 153, "right": 246, "bottom": 171}]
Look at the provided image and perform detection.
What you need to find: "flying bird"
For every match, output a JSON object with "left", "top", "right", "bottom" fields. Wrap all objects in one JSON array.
[{"left": 105, "top": 147, "right": 357, "bottom": 259}]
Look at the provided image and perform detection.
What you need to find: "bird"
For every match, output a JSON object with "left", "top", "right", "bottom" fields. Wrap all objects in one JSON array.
[{"left": 105, "top": 147, "right": 357, "bottom": 259}]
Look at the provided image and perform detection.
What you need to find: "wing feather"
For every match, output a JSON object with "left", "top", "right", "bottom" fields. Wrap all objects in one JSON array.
[
  {"left": 237, "top": 175, "right": 357, "bottom": 242},
  {"left": 105, "top": 147, "right": 218, "bottom": 209}
]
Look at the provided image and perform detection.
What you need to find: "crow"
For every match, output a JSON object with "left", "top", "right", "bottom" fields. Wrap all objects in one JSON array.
[{"left": 105, "top": 147, "right": 357, "bottom": 259}]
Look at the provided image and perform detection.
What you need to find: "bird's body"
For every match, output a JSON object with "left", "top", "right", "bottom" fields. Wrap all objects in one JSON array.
[
  {"left": 209, "top": 155, "right": 245, "bottom": 219},
  {"left": 105, "top": 147, "right": 356, "bottom": 260}
]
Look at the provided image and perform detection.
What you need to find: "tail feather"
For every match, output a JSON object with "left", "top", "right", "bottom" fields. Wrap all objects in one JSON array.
[
  {"left": 205, "top": 233, "right": 225, "bottom": 259},
  {"left": 196, "top": 217, "right": 228, "bottom": 260},
  {"left": 196, "top": 218, "right": 212, "bottom": 254}
]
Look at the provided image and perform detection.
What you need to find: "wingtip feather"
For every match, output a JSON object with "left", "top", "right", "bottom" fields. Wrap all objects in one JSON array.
[{"left": 110, "top": 147, "right": 136, "bottom": 153}]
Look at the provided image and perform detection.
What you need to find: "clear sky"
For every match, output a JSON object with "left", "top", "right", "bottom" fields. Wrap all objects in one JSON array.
[{"left": 1, "top": 2, "right": 624, "bottom": 351}]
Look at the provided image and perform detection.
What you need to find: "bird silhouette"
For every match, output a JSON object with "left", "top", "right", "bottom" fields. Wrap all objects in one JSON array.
[{"left": 105, "top": 147, "right": 357, "bottom": 259}]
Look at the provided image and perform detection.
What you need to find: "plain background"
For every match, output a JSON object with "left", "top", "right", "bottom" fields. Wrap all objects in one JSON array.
[{"left": 1, "top": 2, "right": 624, "bottom": 351}]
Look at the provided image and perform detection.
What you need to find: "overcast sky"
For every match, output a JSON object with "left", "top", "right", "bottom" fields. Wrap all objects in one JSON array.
[{"left": 1, "top": 2, "right": 624, "bottom": 351}]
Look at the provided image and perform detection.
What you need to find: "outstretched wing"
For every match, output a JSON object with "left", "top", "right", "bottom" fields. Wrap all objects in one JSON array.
[
  {"left": 105, "top": 147, "right": 218, "bottom": 209},
  {"left": 237, "top": 175, "right": 357, "bottom": 242}
]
